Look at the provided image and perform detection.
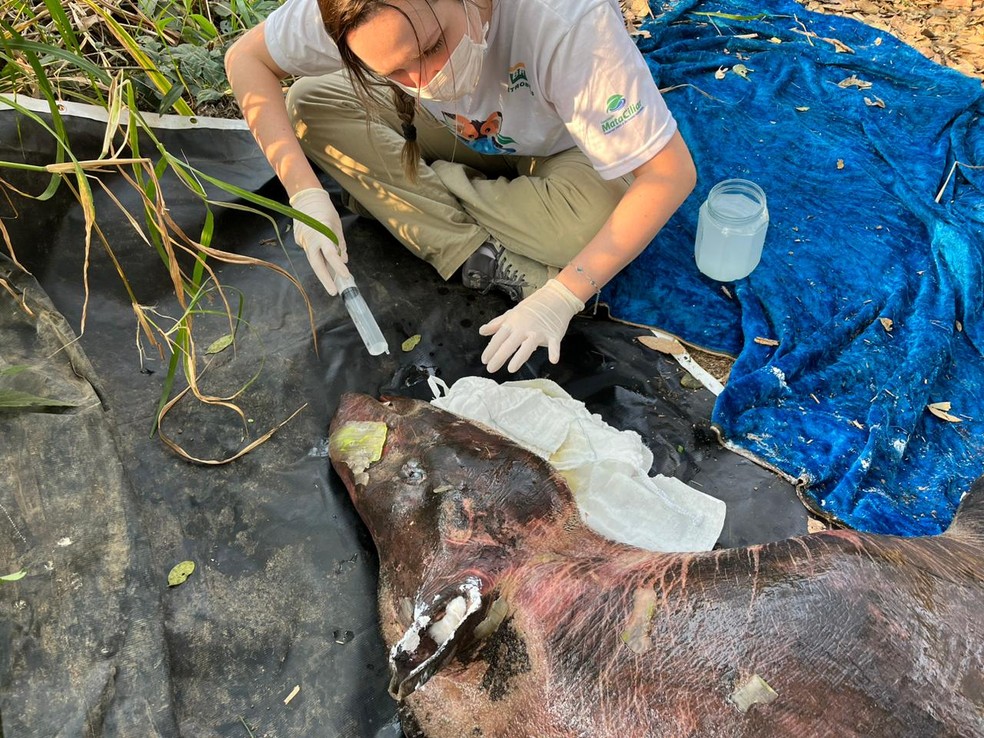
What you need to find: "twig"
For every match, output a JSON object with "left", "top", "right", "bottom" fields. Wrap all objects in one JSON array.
[
  {"left": 935, "top": 160, "right": 984, "bottom": 203},
  {"left": 0, "top": 278, "right": 34, "bottom": 317},
  {"left": 793, "top": 15, "right": 814, "bottom": 46},
  {"left": 659, "top": 83, "right": 719, "bottom": 101},
  {"left": 239, "top": 717, "right": 256, "bottom": 738}
]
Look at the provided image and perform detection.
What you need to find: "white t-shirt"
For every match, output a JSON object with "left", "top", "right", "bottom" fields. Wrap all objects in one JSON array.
[{"left": 264, "top": 0, "right": 677, "bottom": 179}]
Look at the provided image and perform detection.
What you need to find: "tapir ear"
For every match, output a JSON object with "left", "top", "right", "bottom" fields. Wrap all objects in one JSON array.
[{"left": 389, "top": 577, "right": 495, "bottom": 700}]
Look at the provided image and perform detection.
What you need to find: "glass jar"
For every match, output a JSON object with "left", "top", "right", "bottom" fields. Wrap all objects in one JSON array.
[{"left": 694, "top": 179, "right": 769, "bottom": 282}]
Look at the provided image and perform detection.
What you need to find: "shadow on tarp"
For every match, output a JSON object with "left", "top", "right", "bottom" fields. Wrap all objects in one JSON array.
[{"left": 0, "top": 105, "right": 803, "bottom": 737}]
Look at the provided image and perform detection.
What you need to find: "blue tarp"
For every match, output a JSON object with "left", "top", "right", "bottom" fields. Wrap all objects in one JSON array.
[{"left": 604, "top": 0, "right": 984, "bottom": 535}]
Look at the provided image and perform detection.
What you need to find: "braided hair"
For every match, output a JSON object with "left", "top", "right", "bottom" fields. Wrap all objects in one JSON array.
[{"left": 318, "top": 0, "right": 430, "bottom": 181}]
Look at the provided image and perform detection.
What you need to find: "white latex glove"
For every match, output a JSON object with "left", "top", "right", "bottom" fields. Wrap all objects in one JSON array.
[
  {"left": 289, "top": 187, "right": 350, "bottom": 296},
  {"left": 479, "top": 279, "right": 585, "bottom": 373}
]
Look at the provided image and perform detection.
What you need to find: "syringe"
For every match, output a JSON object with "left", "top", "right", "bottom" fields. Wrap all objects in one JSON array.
[{"left": 334, "top": 271, "right": 390, "bottom": 356}]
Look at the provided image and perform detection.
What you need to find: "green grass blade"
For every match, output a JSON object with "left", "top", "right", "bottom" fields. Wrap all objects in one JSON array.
[
  {"left": 0, "top": 93, "right": 69, "bottom": 201},
  {"left": 0, "top": 389, "right": 77, "bottom": 411},
  {"left": 40, "top": 0, "right": 84, "bottom": 55},
  {"left": 0, "top": 39, "right": 112, "bottom": 86},
  {"left": 78, "top": 0, "right": 195, "bottom": 116},
  {"left": 157, "top": 82, "right": 187, "bottom": 115}
]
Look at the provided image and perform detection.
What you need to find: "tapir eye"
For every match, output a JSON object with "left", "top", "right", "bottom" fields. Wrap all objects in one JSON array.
[{"left": 400, "top": 460, "right": 427, "bottom": 484}]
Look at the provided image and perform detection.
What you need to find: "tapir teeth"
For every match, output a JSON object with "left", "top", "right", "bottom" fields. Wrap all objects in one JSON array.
[
  {"left": 428, "top": 595, "right": 468, "bottom": 644},
  {"left": 389, "top": 580, "right": 483, "bottom": 700}
]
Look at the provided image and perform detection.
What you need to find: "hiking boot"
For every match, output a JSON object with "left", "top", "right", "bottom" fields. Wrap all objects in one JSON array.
[
  {"left": 340, "top": 189, "right": 375, "bottom": 220},
  {"left": 461, "top": 239, "right": 550, "bottom": 302}
]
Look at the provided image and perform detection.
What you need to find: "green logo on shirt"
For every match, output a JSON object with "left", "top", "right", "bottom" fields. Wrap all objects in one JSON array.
[
  {"left": 601, "top": 94, "right": 643, "bottom": 134},
  {"left": 508, "top": 63, "right": 532, "bottom": 95},
  {"left": 606, "top": 95, "right": 627, "bottom": 113}
]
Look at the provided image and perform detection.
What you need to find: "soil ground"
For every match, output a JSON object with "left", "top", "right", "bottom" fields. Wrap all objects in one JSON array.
[{"left": 804, "top": 0, "right": 983, "bottom": 80}]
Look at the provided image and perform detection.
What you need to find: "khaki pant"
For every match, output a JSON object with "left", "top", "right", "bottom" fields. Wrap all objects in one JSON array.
[{"left": 286, "top": 71, "right": 630, "bottom": 280}]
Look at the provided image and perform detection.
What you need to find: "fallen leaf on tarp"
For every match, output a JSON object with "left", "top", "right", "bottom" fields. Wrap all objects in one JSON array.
[
  {"left": 401, "top": 334, "right": 421, "bottom": 352},
  {"left": 879, "top": 317, "right": 894, "bottom": 332},
  {"left": 205, "top": 334, "right": 234, "bottom": 355},
  {"left": 167, "top": 561, "right": 196, "bottom": 587},
  {"left": 927, "top": 402, "right": 963, "bottom": 422},
  {"left": 823, "top": 36, "right": 855, "bottom": 54},
  {"left": 715, "top": 66, "right": 728, "bottom": 80},
  {"left": 732, "top": 63, "right": 753, "bottom": 79},
  {"left": 620, "top": 0, "right": 652, "bottom": 20},
  {"left": 620, "top": 0, "right": 652, "bottom": 35},
  {"left": 864, "top": 96, "right": 886, "bottom": 108},
  {"left": 769, "top": 36, "right": 782, "bottom": 44},
  {"left": 638, "top": 335, "right": 686, "bottom": 356},
  {"left": 807, "top": 518, "right": 828, "bottom": 533},
  {"left": 795, "top": 106, "right": 810, "bottom": 112},
  {"left": 754, "top": 337, "right": 780, "bottom": 346},
  {"left": 680, "top": 373, "right": 705, "bottom": 389},
  {"left": 850, "top": 419, "right": 865, "bottom": 430},
  {"left": 837, "top": 159, "right": 845, "bottom": 169},
  {"left": 956, "top": 320, "right": 963, "bottom": 332},
  {"left": 721, "top": 285, "right": 733, "bottom": 299},
  {"left": 0, "top": 388, "right": 77, "bottom": 411},
  {"left": 837, "top": 75, "right": 873, "bottom": 90}
]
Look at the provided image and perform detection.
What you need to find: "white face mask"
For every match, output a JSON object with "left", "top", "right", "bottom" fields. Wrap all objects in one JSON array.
[{"left": 393, "top": 2, "right": 488, "bottom": 102}]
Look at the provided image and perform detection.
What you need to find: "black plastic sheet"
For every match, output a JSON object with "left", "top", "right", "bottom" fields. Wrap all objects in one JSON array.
[{"left": 0, "top": 105, "right": 804, "bottom": 737}]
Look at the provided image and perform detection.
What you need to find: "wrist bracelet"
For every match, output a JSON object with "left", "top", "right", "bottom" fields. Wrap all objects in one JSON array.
[{"left": 571, "top": 264, "right": 602, "bottom": 294}]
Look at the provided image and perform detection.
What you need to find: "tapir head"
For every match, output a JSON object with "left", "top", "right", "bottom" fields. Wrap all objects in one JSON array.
[{"left": 328, "top": 393, "right": 576, "bottom": 699}]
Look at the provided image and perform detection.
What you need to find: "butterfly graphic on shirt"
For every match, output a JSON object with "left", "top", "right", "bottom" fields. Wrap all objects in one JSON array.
[{"left": 442, "top": 111, "right": 517, "bottom": 155}]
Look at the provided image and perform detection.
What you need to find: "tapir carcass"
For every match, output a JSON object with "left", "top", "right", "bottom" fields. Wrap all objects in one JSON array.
[{"left": 327, "top": 393, "right": 984, "bottom": 738}]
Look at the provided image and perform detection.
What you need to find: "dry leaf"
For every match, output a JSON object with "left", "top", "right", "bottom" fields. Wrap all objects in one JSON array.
[
  {"left": 754, "top": 337, "right": 780, "bottom": 346},
  {"left": 879, "top": 317, "right": 894, "bottom": 332},
  {"left": 837, "top": 75, "right": 873, "bottom": 90},
  {"left": 732, "top": 64, "right": 753, "bottom": 79},
  {"left": 721, "top": 285, "right": 733, "bottom": 299},
  {"left": 769, "top": 36, "right": 783, "bottom": 44},
  {"left": 956, "top": 320, "right": 963, "bottom": 332},
  {"left": 850, "top": 419, "right": 865, "bottom": 430},
  {"left": 715, "top": 66, "right": 728, "bottom": 80},
  {"left": 807, "top": 518, "right": 829, "bottom": 533},
  {"left": 927, "top": 402, "right": 963, "bottom": 422},
  {"left": 638, "top": 335, "right": 686, "bottom": 356},
  {"left": 621, "top": 0, "right": 653, "bottom": 20},
  {"left": 836, "top": 159, "right": 845, "bottom": 169},
  {"left": 823, "top": 36, "right": 855, "bottom": 53},
  {"left": 795, "top": 106, "right": 811, "bottom": 112},
  {"left": 864, "top": 96, "right": 886, "bottom": 108}
]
